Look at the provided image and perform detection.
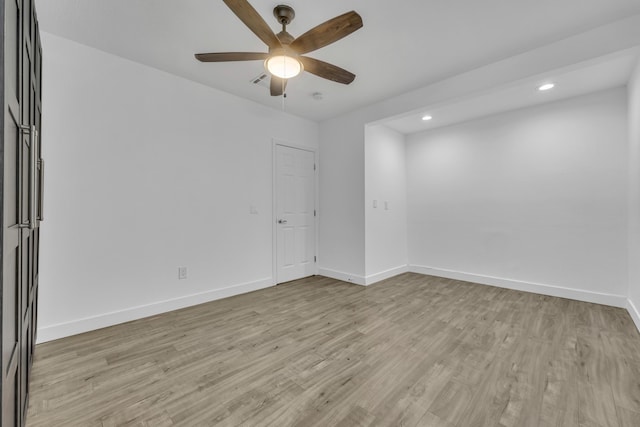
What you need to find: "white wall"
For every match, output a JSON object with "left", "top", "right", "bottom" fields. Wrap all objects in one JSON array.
[
  {"left": 628, "top": 61, "right": 640, "bottom": 328},
  {"left": 318, "top": 17, "right": 640, "bottom": 283},
  {"left": 406, "top": 88, "right": 628, "bottom": 305},
  {"left": 364, "top": 125, "right": 408, "bottom": 284},
  {"left": 39, "top": 18, "right": 640, "bottom": 341},
  {"left": 317, "top": 112, "right": 367, "bottom": 283},
  {"left": 38, "top": 33, "right": 318, "bottom": 341}
]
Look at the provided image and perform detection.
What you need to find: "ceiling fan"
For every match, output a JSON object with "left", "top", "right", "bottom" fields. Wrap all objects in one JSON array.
[{"left": 195, "top": 0, "right": 363, "bottom": 96}]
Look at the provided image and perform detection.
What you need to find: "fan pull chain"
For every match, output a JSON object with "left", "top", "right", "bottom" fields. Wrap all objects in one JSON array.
[{"left": 281, "top": 81, "right": 286, "bottom": 111}]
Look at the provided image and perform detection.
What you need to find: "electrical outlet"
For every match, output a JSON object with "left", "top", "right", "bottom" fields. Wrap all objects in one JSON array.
[{"left": 178, "top": 267, "right": 187, "bottom": 280}]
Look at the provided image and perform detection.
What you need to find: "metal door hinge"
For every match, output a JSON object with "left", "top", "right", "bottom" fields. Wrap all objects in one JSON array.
[
  {"left": 314, "top": 163, "right": 316, "bottom": 171},
  {"left": 314, "top": 210, "right": 316, "bottom": 217},
  {"left": 314, "top": 256, "right": 317, "bottom": 263}
]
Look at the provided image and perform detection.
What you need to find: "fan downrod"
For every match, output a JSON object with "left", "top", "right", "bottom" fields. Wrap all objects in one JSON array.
[{"left": 273, "top": 5, "right": 295, "bottom": 26}]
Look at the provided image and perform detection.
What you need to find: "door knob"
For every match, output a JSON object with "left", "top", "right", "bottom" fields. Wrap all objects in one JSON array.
[{"left": 278, "top": 219, "right": 287, "bottom": 224}]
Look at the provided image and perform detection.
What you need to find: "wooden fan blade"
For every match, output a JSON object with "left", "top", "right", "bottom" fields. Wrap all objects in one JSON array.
[
  {"left": 195, "top": 52, "right": 268, "bottom": 62},
  {"left": 299, "top": 56, "right": 355, "bottom": 84},
  {"left": 290, "top": 11, "right": 363, "bottom": 55},
  {"left": 270, "top": 76, "right": 287, "bottom": 96},
  {"left": 223, "top": 0, "right": 282, "bottom": 49}
]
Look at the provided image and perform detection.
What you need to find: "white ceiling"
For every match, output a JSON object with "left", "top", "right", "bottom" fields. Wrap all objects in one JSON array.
[
  {"left": 35, "top": 0, "right": 640, "bottom": 122},
  {"left": 382, "top": 49, "right": 640, "bottom": 134}
]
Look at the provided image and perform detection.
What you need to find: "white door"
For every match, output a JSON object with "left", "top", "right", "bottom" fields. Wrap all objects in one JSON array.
[{"left": 276, "top": 145, "right": 316, "bottom": 283}]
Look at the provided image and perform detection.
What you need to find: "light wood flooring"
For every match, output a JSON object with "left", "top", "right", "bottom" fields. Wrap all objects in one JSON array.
[{"left": 27, "top": 273, "right": 640, "bottom": 426}]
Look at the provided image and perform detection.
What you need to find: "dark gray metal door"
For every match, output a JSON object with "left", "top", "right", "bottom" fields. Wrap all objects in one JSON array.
[{"left": 2, "top": 0, "right": 42, "bottom": 424}]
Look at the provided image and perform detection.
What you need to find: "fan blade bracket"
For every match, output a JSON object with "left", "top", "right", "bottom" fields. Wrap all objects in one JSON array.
[{"left": 270, "top": 76, "right": 288, "bottom": 96}]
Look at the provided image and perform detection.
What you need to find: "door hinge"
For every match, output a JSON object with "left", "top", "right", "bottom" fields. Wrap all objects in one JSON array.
[
  {"left": 314, "top": 163, "right": 316, "bottom": 171},
  {"left": 314, "top": 256, "right": 317, "bottom": 263},
  {"left": 314, "top": 209, "right": 316, "bottom": 217}
]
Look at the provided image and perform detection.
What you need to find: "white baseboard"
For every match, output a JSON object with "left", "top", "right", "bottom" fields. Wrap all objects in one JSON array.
[
  {"left": 409, "top": 265, "right": 627, "bottom": 308},
  {"left": 317, "top": 268, "right": 366, "bottom": 286},
  {"left": 39, "top": 268, "right": 635, "bottom": 343},
  {"left": 365, "top": 265, "right": 409, "bottom": 285},
  {"left": 318, "top": 265, "right": 409, "bottom": 286},
  {"left": 628, "top": 298, "right": 640, "bottom": 334},
  {"left": 37, "top": 277, "right": 274, "bottom": 343}
]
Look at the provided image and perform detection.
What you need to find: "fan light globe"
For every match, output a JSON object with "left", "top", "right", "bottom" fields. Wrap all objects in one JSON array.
[{"left": 266, "top": 55, "right": 302, "bottom": 79}]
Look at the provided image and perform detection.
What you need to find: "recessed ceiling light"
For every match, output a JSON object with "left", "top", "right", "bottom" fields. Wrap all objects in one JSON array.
[
  {"left": 422, "top": 115, "right": 433, "bottom": 121},
  {"left": 538, "top": 83, "right": 555, "bottom": 91}
]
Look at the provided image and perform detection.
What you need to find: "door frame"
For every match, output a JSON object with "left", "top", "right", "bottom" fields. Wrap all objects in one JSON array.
[{"left": 271, "top": 139, "right": 319, "bottom": 284}]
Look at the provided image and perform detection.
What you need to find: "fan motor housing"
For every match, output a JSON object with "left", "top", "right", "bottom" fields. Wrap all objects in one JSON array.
[{"left": 276, "top": 31, "right": 294, "bottom": 45}]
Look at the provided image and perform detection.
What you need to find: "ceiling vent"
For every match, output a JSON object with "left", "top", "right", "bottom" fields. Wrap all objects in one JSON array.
[{"left": 250, "top": 73, "right": 270, "bottom": 89}]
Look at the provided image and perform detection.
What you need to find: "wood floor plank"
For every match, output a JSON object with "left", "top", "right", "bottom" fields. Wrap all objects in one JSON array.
[
  {"left": 415, "top": 411, "right": 455, "bottom": 427},
  {"left": 577, "top": 332, "right": 620, "bottom": 427},
  {"left": 428, "top": 380, "right": 473, "bottom": 425},
  {"left": 616, "top": 405, "right": 640, "bottom": 427},
  {"left": 538, "top": 335, "right": 580, "bottom": 427},
  {"left": 26, "top": 273, "right": 640, "bottom": 426}
]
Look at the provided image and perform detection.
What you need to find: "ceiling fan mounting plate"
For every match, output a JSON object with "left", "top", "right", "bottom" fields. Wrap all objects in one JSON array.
[{"left": 273, "top": 5, "right": 295, "bottom": 26}]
